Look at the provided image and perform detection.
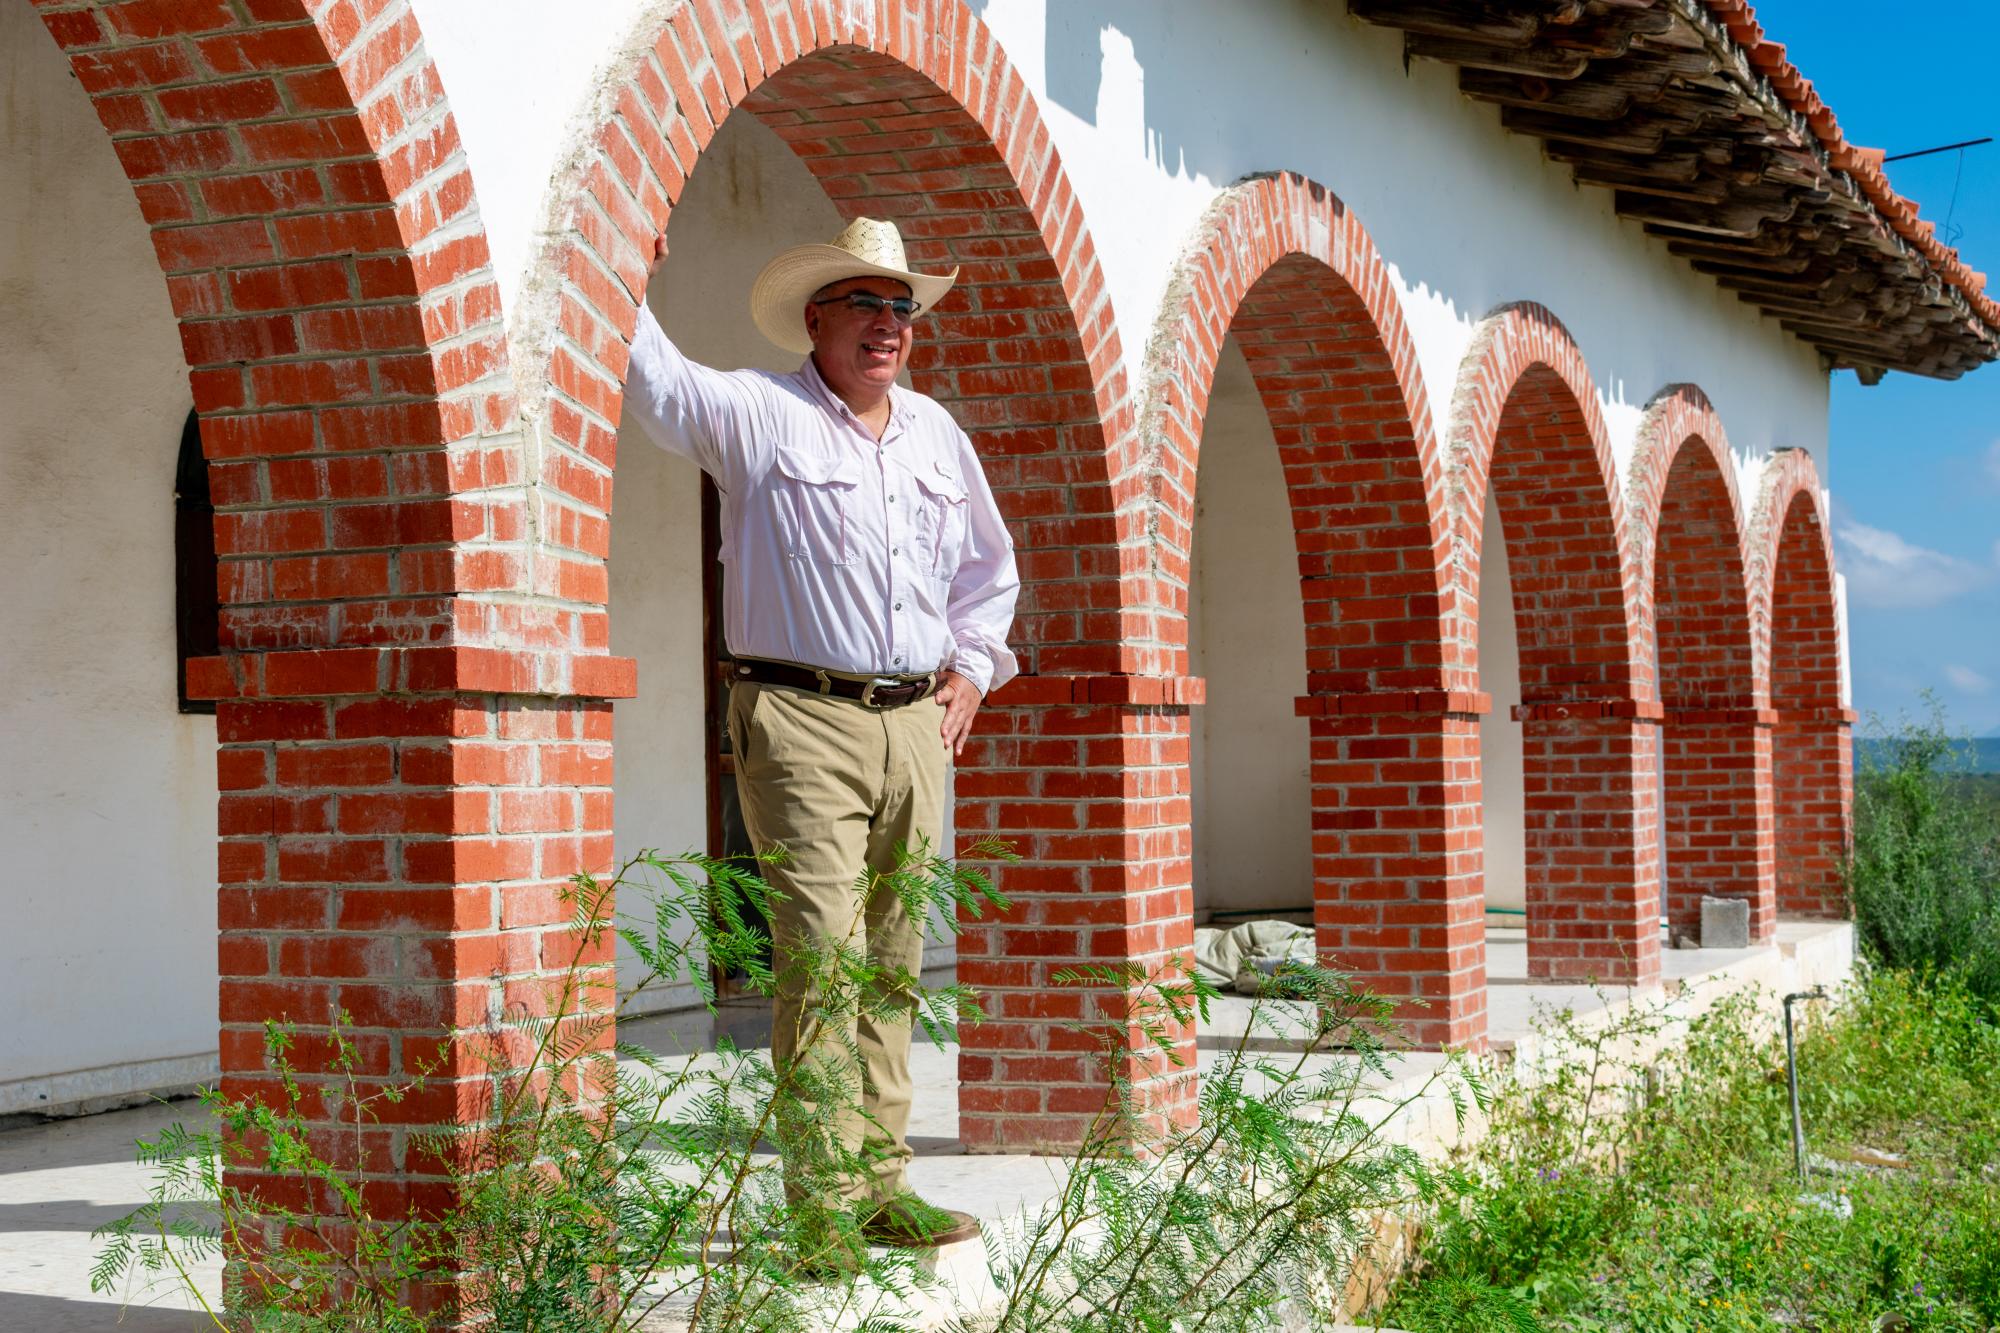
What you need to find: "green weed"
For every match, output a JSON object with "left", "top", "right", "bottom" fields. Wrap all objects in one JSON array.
[{"left": 1382, "top": 970, "right": 2000, "bottom": 1331}]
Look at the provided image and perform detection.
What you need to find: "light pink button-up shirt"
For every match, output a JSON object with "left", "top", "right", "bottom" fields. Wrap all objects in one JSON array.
[{"left": 622, "top": 303, "right": 1020, "bottom": 694}]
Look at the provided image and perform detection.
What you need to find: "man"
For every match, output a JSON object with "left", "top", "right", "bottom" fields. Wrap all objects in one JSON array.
[{"left": 623, "top": 217, "right": 1019, "bottom": 1251}]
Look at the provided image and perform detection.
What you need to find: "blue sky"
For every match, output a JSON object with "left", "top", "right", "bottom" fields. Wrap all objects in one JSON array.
[{"left": 1752, "top": 1, "right": 2000, "bottom": 738}]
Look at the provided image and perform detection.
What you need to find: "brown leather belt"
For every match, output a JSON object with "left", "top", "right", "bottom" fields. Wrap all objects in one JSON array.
[{"left": 727, "top": 657, "right": 940, "bottom": 710}]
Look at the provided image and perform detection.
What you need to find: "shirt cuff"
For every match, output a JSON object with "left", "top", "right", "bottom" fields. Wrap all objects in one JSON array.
[{"left": 947, "top": 641, "right": 996, "bottom": 696}]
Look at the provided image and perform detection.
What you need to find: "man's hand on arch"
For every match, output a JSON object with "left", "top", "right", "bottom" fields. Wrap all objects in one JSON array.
[{"left": 934, "top": 671, "right": 982, "bottom": 756}]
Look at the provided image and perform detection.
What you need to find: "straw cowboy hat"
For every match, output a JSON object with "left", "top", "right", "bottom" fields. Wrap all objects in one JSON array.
[{"left": 749, "top": 217, "right": 957, "bottom": 355}]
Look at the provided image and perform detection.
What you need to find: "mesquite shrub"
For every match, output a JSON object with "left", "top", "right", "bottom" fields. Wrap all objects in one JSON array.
[{"left": 94, "top": 842, "right": 1465, "bottom": 1331}]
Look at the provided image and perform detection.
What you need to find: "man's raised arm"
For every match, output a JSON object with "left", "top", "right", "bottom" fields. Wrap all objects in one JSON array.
[{"left": 621, "top": 234, "right": 765, "bottom": 490}]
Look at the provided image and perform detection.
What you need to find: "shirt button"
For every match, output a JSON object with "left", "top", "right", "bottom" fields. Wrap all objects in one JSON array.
[
  {"left": 889, "top": 495, "right": 897, "bottom": 504},
  {"left": 895, "top": 601, "right": 903, "bottom": 611},
  {"left": 894, "top": 656, "right": 903, "bottom": 665},
  {"left": 892, "top": 547, "right": 900, "bottom": 556}
]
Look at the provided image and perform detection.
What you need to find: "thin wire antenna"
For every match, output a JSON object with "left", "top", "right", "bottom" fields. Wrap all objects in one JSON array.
[
  {"left": 1883, "top": 136, "right": 1992, "bottom": 163},
  {"left": 1880, "top": 137, "right": 1988, "bottom": 250}
]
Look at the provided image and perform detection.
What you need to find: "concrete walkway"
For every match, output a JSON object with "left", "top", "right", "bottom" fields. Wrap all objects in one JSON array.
[{"left": 0, "top": 921, "right": 1854, "bottom": 1328}]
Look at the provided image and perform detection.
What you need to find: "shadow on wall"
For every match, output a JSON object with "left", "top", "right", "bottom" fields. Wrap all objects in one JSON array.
[
  {"left": 1012, "top": 0, "right": 1829, "bottom": 457},
  {"left": 1040, "top": 0, "right": 1261, "bottom": 183},
  {"left": 1031, "top": 0, "right": 1607, "bottom": 384}
]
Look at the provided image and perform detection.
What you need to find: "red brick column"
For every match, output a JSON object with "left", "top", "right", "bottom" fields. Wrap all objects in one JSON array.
[
  {"left": 1513, "top": 700, "right": 1662, "bottom": 986},
  {"left": 1773, "top": 706, "right": 1854, "bottom": 917},
  {"left": 1660, "top": 708, "right": 1776, "bottom": 943},
  {"left": 956, "top": 674, "right": 1202, "bottom": 1150},
  {"left": 1295, "top": 691, "right": 1488, "bottom": 1049},
  {"left": 196, "top": 647, "right": 632, "bottom": 1311}
]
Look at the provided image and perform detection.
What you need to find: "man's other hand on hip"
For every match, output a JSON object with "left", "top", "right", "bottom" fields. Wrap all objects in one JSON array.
[{"left": 934, "top": 671, "right": 982, "bottom": 756}]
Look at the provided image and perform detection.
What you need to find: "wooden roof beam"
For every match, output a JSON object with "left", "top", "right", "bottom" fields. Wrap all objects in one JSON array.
[
  {"left": 1574, "top": 163, "right": 1732, "bottom": 202},
  {"left": 1345, "top": 0, "right": 1564, "bottom": 45},
  {"left": 1548, "top": 142, "right": 1702, "bottom": 180},
  {"left": 1613, "top": 188, "right": 1800, "bottom": 237},
  {"left": 1405, "top": 33, "right": 1595, "bottom": 78}
]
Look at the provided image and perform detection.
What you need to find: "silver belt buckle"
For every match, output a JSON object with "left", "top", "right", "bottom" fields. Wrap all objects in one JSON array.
[{"left": 860, "top": 677, "right": 898, "bottom": 709}]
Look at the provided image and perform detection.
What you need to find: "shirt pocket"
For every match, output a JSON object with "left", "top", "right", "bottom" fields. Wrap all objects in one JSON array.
[
  {"left": 912, "top": 457, "right": 970, "bottom": 582},
  {"left": 772, "top": 446, "right": 863, "bottom": 567}
]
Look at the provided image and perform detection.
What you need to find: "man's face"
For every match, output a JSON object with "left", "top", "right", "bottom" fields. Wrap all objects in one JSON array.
[{"left": 803, "top": 276, "right": 916, "bottom": 399}]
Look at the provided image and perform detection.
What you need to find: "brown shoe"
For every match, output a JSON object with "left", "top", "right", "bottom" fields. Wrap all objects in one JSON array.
[{"left": 860, "top": 1194, "right": 982, "bottom": 1248}]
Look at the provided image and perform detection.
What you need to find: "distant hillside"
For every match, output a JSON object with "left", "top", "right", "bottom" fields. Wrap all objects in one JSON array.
[{"left": 1855, "top": 736, "right": 2000, "bottom": 775}]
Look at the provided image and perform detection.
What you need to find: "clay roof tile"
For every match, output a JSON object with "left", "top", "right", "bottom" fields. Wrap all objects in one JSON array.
[{"left": 1696, "top": 0, "right": 2000, "bottom": 336}]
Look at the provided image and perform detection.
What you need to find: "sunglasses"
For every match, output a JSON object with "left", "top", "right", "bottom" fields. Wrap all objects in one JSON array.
[{"left": 810, "top": 291, "right": 923, "bottom": 323}]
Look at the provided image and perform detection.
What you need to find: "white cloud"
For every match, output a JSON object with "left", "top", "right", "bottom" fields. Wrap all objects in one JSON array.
[
  {"left": 1834, "top": 516, "right": 1991, "bottom": 609},
  {"left": 1943, "top": 664, "right": 1994, "bottom": 695}
]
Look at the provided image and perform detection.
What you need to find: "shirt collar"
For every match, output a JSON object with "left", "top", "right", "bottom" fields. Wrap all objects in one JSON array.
[{"left": 799, "top": 355, "right": 914, "bottom": 440}]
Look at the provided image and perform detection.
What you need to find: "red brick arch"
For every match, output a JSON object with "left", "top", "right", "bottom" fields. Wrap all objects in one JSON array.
[
  {"left": 31, "top": 0, "right": 513, "bottom": 651},
  {"left": 1749, "top": 449, "right": 1852, "bottom": 916},
  {"left": 1446, "top": 304, "right": 1656, "bottom": 985},
  {"left": 1139, "top": 172, "right": 1482, "bottom": 1048},
  {"left": 1628, "top": 385, "right": 1753, "bottom": 694},
  {"left": 1628, "top": 386, "right": 1771, "bottom": 943},
  {"left": 517, "top": 0, "right": 1186, "bottom": 1149},
  {"left": 27, "top": 0, "right": 627, "bottom": 1312},
  {"left": 1447, "top": 304, "right": 1644, "bottom": 698},
  {"left": 516, "top": 0, "right": 1144, "bottom": 660},
  {"left": 1749, "top": 449, "right": 1841, "bottom": 708},
  {"left": 1138, "top": 172, "right": 1448, "bottom": 675}
]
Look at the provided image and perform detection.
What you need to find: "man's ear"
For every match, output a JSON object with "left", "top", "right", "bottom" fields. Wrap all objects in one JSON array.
[{"left": 802, "top": 301, "right": 821, "bottom": 345}]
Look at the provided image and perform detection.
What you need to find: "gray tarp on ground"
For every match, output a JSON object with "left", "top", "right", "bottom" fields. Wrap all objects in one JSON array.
[{"left": 1191, "top": 920, "right": 1316, "bottom": 996}]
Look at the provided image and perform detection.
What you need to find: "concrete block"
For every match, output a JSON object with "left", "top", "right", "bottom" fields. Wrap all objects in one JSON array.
[{"left": 1701, "top": 896, "right": 1752, "bottom": 949}]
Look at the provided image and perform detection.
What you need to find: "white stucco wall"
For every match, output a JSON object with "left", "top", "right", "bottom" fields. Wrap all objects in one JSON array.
[
  {"left": 973, "top": 0, "right": 1831, "bottom": 485},
  {"left": 0, "top": 6, "right": 220, "bottom": 1115},
  {"left": 411, "top": 0, "right": 655, "bottom": 328},
  {"left": 1187, "top": 338, "right": 1313, "bottom": 918},
  {"left": 1475, "top": 493, "right": 1527, "bottom": 915}
]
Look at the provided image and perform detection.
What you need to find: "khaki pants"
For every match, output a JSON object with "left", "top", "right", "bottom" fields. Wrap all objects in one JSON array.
[{"left": 726, "top": 680, "right": 946, "bottom": 1205}]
